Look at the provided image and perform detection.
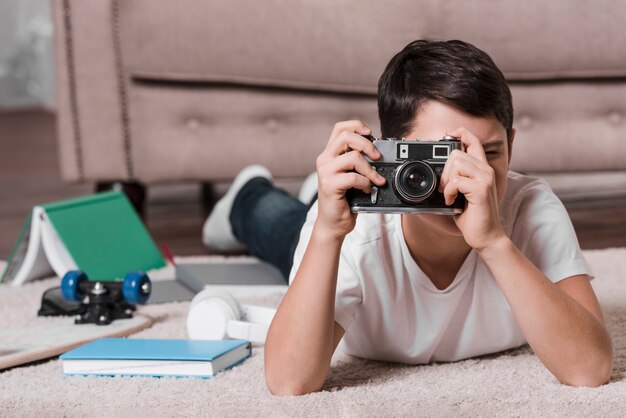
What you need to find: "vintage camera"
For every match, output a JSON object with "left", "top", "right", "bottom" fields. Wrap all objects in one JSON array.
[{"left": 346, "top": 135, "right": 465, "bottom": 214}]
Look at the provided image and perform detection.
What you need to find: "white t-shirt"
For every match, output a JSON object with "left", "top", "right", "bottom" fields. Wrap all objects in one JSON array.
[{"left": 289, "top": 171, "right": 592, "bottom": 364}]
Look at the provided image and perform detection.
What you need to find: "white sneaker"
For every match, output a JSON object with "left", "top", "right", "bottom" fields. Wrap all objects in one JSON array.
[
  {"left": 298, "top": 171, "right": 318, "bottom": 204},
  {"left": 202, "top": 165, "right": 273, "bottom": 251}
]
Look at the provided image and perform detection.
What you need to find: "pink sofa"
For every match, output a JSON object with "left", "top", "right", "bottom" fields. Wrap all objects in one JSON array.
[{"left": 52, "top": 0, "right": 626, "bottom": 206}]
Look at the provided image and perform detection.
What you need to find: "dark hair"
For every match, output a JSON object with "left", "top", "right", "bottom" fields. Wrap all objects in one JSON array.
[{"left": 378, "top": 40, "right": 513, "bottom": 143}]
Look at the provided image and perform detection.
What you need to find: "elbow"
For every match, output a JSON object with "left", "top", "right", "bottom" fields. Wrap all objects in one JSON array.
[
  {"left": 266, "top": 382, "right": 321, "bottom": 397},
  {"left": 264, "top": 356, "right": 324, "bottom": 396},
  {"left": 561, "top": 371, "right": 610, "bottom": 388},
  {"left": 559, "top": 350, "right": 614, "bottom": 388},
  {"left": 264, "top": 347, "right": 328, "bottom": 396},
  {"left": 265, "top": 373, "right": 322, "bottom": 397},
  {"left": 563, "top": 369, "right": 612, "bottom": 388}
]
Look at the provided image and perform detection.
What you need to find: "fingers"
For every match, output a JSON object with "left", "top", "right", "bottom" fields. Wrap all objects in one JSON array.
[
  {"left": 442, "top": 173, "right": 494, "bottom": 206},
  {"left": 316, "top": 120, "right": 386, "bottom": 197},
  {"left": 323, "top": 172, "right": 375, "bottom": 196},
  {"left": 440, "top": 150, "right": 485, "bottom": 191},
  {"left": 319, "top": 121, "right": 381, "bottom": 166},
  {"left": 327, "top": 131, "right": 381, "bottom": 161},
  {"left": 441, "top": 154, "right": 490, "bottom": 201},
  {"left": 442, "top": 175, "right": 471, "bottom": 206},
  {"left": 330, "top": 120, "right": 371, "bottom": 140},
  {"left": 314, "top": 120, "right": 384, "bottom": 238},
  {"left": 446, "top": 127, "right": 487, "bottom": 163},
  {"left": 319, "top": 150, "right": 386, "bottom": 193},
  {"left": 439, "top": 130, "right": 495, "bottom": 205}
]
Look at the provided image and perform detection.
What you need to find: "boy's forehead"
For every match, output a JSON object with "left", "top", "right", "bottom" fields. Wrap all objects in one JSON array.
[{"left": 409, "top": 101, "right": 506, "bottom": 141}]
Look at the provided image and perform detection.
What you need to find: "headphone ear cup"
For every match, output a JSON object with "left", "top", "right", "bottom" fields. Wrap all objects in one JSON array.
[
  {"left": 189, "top": 287, "right": 218, "bottom": 310},
  {"left": 187, "top": 289, "right": 243, "bottom": 340},
  {"left": 212, "top": 290, "right": 243, "bottom": 319},
  {"left": 190, "top": 288, "right": 242, "bottom": 317}
]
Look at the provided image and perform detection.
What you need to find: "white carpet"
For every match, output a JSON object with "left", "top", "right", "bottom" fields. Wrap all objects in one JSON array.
[{"left": 1, "top": 249, "right": 625, "bottom": 418}]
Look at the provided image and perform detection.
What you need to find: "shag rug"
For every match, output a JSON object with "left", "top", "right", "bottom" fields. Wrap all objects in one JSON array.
[{"left": 1, "top": 249, "right": 625, "bottom": 418}]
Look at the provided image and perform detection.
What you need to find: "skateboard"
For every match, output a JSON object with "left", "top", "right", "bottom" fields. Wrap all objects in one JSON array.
[
  {"left": 0, "top": 270, "right": 153, "bottom": 370},
  {"left": 60, "top": 270, "right": 151, "bottom": 325}
]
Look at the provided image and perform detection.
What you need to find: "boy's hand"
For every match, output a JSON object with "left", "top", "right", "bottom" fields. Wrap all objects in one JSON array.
[
  {"left": 439, "top": 127, "right": 506, "bottom": 251},
  {"left": 315, "top": 120, "right": 387, "bottom": 240}
]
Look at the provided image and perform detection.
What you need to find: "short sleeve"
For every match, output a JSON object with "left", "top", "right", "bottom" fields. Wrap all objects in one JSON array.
[
  {"left": 288, "top": 203, "right": 317, "bottom": 285},
  {"left": 510, "top": 181, "right": 593, "bottom": 283},
  {"left": 289, "top": 202, "right": 363, "bottom": 331},
  {"left": 332, "top": 247, "right": 362, "bottom": 331}
]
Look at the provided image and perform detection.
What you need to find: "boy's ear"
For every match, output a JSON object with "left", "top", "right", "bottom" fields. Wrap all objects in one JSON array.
[{"left": 507, "top": 128, "right": 516, "bottom": 164}]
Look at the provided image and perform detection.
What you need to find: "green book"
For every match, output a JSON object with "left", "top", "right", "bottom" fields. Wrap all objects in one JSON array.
[{"left": 1, "top": 191, "right": 166, "bottom": 286}]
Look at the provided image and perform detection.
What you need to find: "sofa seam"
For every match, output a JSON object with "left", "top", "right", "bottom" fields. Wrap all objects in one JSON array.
[
  {"left": 111, "top": 0, "right": 134, "bottom": 180},
  {"left": 62, "top": 0, "right": 84, "bottom": 181}
]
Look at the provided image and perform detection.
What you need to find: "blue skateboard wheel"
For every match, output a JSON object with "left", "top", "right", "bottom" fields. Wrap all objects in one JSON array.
[
  {"left": 61, "top": 270, "right": 88, "bottom": 302},
  {"left": 122, "top": 271, "right": 151, "bottom": 305}
]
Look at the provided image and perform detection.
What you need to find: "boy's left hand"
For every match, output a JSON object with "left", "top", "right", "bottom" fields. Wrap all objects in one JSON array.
[{"left": 439, "top": 127, "right": 506, "bottom": 251}]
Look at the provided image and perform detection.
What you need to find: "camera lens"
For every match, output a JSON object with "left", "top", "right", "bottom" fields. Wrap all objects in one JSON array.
[{"left": 394, "top": 161, "right": 436, "bottom": 203}]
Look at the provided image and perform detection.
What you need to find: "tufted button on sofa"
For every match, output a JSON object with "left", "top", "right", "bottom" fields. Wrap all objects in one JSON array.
[{"left": 52, "top": 0, "right": 626, "bottom": 209}]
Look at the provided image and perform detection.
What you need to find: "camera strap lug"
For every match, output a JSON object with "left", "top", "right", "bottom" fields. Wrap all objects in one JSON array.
[{"left": 371, "top": 186, "right": 378, "bottom": 204}]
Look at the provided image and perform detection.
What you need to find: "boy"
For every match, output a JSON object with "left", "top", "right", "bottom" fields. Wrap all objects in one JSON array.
[{"left": 202, "top": 40, "right": 613, "bottom": 395}]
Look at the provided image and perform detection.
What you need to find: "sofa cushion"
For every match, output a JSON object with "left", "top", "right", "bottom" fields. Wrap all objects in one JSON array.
[
  {"left": 509, "top": 82, "right": 626, "bottom": 173},
  {"left": 539, "top": 171, "right": 626, "bottom": 203},
  {"left": 124, "top": 80, "right": 626, "bottom": 182},
  {"left": 127, "top": 82, "right": 378, "bottom": 182},
  {"left": 119, "top": 0, "right": 626, "bottom": 93}
]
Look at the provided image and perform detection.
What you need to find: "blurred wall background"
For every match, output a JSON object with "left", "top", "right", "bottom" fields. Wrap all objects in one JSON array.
[{"left": 0, "top": 0, "right": 55, "bottom": 109}]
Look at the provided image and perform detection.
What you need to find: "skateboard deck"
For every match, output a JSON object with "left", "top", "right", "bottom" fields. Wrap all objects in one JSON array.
[{"left": 0, "top": 314, "right": 152, "bottom": 370}]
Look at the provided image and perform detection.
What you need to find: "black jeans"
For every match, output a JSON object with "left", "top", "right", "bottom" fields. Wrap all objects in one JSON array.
[{"left": 229, "top": 178, "right": 315, "bottom": 281}]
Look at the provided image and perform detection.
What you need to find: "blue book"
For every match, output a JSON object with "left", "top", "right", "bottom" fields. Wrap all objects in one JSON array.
[{"left": 60, "top": 338, "right": 251, "bottom": 378}]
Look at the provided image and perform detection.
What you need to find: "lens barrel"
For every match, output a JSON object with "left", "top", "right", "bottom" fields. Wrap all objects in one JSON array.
[{"left": 394, "top": 161, "right": 436, "bottom": 203}]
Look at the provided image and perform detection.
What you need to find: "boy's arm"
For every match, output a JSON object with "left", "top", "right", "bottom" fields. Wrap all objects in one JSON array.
[
  {"left": 264, "top": 120, "right": 385, "bottom": 396},
  {"left": 479, "top": 240, "right": 612, "bottom": 387},
  {"left": 264, "top": 226, "right": 345, "bottom": 396},
  {"left": 442, "top": 127, "right": 613, "bottom": 387}
]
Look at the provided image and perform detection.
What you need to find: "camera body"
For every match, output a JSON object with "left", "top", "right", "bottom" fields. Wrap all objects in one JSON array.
[{"left": 346, "top": 135, "right": 465, "bottom": 214}]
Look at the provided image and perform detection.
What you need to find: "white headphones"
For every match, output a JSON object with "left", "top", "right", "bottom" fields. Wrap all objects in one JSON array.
[{"left": 187, "top": 288, "right": 276, "bottom": 344}]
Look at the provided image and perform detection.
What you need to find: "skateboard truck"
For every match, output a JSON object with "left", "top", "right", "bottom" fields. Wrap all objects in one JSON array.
[{"left": 61, "top": 270, "right": 151, "bottom": 325}]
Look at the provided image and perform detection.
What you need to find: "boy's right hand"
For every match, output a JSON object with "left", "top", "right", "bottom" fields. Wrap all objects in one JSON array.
[{"left": 314, "top": 120, "right": 387, "bottom": 240}]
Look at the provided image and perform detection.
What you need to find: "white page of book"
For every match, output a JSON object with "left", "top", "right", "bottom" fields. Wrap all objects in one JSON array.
[
  {"left": 40, "top": 210, "right": 77, "bottom": 279},
  {"left": 12, "top": 207, "right": 53, "bottom": 286}
]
